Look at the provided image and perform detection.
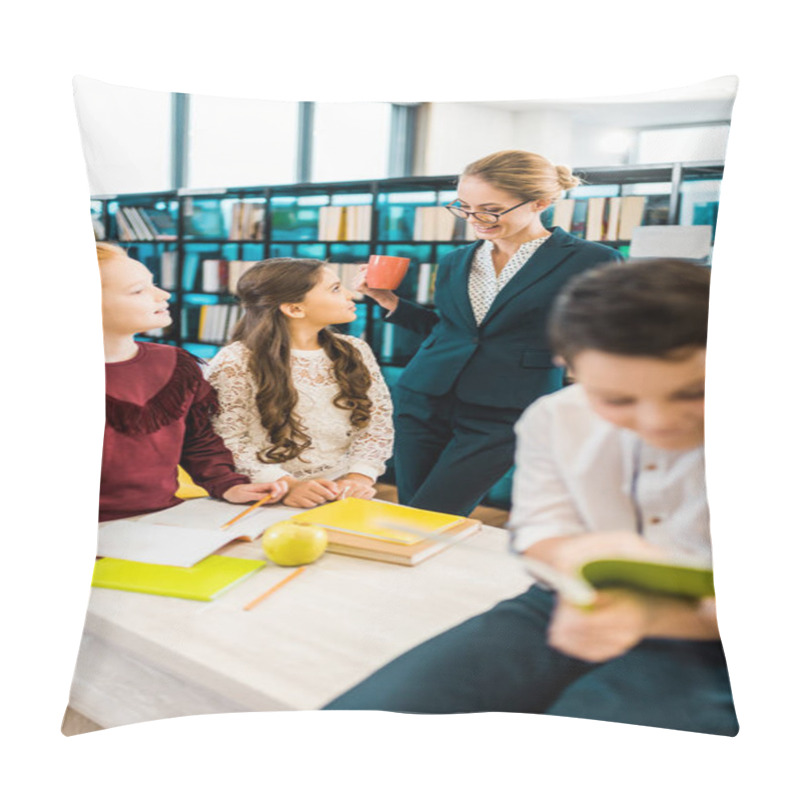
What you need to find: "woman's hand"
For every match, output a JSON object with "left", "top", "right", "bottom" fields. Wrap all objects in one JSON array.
[
  {"left": 282, "top": 478, "right": 341, "bottom": 508},
  {"left": 335, "top": 473, "right": 376, "bottom": 500},
  {"left": 354, "top": 264, "right": 399, "bottom": 313},
  {"left": 222, "top": 480, "right": 289, "bottom": 504}
]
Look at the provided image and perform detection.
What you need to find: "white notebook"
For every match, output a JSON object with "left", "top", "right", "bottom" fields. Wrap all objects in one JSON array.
[{"left": 97, "top": 499, "right": 299, "bottom": 568}]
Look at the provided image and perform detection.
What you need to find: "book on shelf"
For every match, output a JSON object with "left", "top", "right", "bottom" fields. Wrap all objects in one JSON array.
[
  {"left": 551, "top": 198, "right": 575, "bottom": 232},
  {"left": 289, "top": 497, "right": 482, "bottom": 566},
  {"left": 141, "top": 208, "right": 178, "bottom": 240},
  {"left": 604, "top": 196, "right": 622, "bottom": 241},
  {"left": 617, "top": 196, "right": 647, "bottom": 240},
  {"left": 585, "top": 197, "right": 606, "bottom": 241},
  {"left": 643, "top": 195, "right": 671, "bottom": 227},
  {"left": 160, "top": 251, "right": 177, "bottom": 290},
  {"left": 318, "top": 205, "right": 372, "bottom": 241},
  {"left": 413, "top": 206, "right": 457, "bottom": 241},
  {"left": 123, "top": 207, "right": 152, "bottom": 240},
  {"left": 196, "top": 303, "right": 243, "bottom": 343},
  {"left": 230, "top": 202, "right": 265, "bottom": 240},
  {"left": 522, "top": 553, "right": 714, "bottom": 608},
  {"left": 415, "top": 262, "right": 438, "bottom": 304},
  {"left": 201, "top": 258, "right": 228, "bottom": 293},
  {"left": 91, "top": 213, "right": 106, "bottom": 240},
  {"left": 571, "top": 199, "right": 589, "bottom": 239}
]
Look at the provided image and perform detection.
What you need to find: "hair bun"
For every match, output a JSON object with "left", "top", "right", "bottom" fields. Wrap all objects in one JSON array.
[{"left": 555, "top": 165, "right": 581, "bottom": 190}]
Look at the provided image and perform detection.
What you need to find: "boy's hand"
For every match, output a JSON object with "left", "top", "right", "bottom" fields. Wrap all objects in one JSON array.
[
  {"left": 547, "top": 589, "right": 658, "bottom": 662},
  {"left": 547, "top": 590, "right": 713, "bottom": 662},
  {"left": 283, "top": 478, "right": 341, "bottom": 508},
  {"left": 222, "top": 480, "right": 289, "bottom": 505},
  {"left": 335, "top": 473, "right": 376, "bottom": 500}
]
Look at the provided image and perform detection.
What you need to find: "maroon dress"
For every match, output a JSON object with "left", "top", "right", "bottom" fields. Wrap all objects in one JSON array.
[{"left": 100, "top": 342, "right": 249, "bottom": 521}]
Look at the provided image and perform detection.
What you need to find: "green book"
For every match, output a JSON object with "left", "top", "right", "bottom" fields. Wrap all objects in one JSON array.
[
  {"left": 92, "top": 555, "right": 266, "bottom": 602},
  {"left": 580, "top": 559, "right": 714, "bottom": 600},
  {"left": 523, "top": 556, "right": 714, "bottom": 607}
]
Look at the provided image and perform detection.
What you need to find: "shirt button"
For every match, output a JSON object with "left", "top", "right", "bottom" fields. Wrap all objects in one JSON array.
[
  {"left": 644, "top": 463, "right": 657, "bottom": 471},
  {"left": 649, "top": 516, "right": 662, "bottom": 525}
]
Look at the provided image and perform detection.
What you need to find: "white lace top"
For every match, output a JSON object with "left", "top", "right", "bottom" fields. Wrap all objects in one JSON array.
[{"left": 206, "top": 335, "right": 394, "bottom": 484}]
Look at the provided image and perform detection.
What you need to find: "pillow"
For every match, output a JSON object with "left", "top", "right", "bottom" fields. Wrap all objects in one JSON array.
[{"left": 65, "top": 75, "right": 739, "bottom": 738}]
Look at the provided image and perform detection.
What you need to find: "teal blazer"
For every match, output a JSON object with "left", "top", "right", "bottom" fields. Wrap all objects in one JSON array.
[{"left": 390, "top": 227, "right": 622, "bottom": 409}]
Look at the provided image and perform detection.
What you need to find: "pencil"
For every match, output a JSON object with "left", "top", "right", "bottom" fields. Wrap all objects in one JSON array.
[
  {"left": 243, "top": 566, "right": 306, "bottom": 611},
  {"left": 221, "top": 492, "right": 274, "bottom": 530}
]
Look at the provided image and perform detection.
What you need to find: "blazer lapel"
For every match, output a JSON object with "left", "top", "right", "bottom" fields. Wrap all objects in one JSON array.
[
  {"left": 445, "top": 241, "right": 481, "bottom": 331},
  {"left": 479, "top": 227, "right": 576, "bottom": 328}
]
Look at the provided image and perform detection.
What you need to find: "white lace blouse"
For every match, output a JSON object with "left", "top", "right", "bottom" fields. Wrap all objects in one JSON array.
[{"left": 206, "top": 335, "right": 394, "bottom": 484}]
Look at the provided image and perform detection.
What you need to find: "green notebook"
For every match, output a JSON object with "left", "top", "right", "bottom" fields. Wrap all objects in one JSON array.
[
  {"left": 92, "top": 555, "right": 266, "bottom": 601},
  {"left": 580, "top": 558, "right": 715, "bottom": 599}
]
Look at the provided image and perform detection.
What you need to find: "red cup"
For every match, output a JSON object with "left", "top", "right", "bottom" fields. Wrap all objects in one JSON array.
[{"left": 366, "top": 255, "right": 410, "bottom": 290}]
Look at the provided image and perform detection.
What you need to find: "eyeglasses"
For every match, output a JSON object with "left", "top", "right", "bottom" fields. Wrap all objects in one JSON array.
[{"left": 444, "top": 198, "right": 532, "bottom": 224}]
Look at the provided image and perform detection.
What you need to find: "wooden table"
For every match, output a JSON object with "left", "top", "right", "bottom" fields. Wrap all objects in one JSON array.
[{"left": 67, "top": 524, "right": 531, "bottom": 729}]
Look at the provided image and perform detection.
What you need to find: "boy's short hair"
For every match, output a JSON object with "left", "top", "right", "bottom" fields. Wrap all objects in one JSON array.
[{"left": 548, "top": 258, "right": 711, "bottom": 363}]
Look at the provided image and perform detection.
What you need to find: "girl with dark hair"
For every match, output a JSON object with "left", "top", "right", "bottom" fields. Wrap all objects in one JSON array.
[{"left": 207, "top": 258, "right": 394, "bottom": 509}]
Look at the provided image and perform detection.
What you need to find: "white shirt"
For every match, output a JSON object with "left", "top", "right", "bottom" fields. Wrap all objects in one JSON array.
[
  {"left": 206, "top": 335, "right": 394, "bottom": 484},
  {"left": 468, "top": 236, "right": 551, "bottom": 325},
  {"left": 508, "top": 384, "right": 711, "bottom": 563}
]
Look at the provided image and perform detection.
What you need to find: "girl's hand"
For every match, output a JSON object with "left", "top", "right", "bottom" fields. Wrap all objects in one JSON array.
[
  {"left": 354, "top": 264, "right": 399, "bottom": 313},
  {"left": 222, "top": 480, "right": 289, "bottom": 504},
  {"left": 283, "top": 478, "right": 341, "bottom": 508},
  {"left": 335, "top": 473, "right": 376, "bottom": 500}
]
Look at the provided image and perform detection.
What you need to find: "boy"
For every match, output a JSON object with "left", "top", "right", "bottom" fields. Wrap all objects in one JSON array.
[{"left": 325, "top": 259, "right": 738, "bottom": 736}]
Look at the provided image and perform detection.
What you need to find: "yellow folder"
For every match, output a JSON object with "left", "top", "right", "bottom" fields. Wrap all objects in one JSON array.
[{"left": 92, "top": 555, "right": 265, "bottom": 601}]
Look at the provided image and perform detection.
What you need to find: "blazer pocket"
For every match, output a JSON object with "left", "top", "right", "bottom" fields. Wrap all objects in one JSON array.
[{"left": 520, "top": 349, "right": 556, "bottom": 368}]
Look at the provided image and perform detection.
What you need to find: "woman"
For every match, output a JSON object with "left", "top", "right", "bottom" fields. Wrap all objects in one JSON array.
[
  {"left": 207, "top": 258, "right": 394, "bottom": 508},
  {"left": 358, "top": 149, "right": 622, "bottom": 516}
]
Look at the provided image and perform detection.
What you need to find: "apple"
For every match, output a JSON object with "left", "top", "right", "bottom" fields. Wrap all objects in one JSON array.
[{"left": 261, "top": 521, "right": 328, "bottom": 566}]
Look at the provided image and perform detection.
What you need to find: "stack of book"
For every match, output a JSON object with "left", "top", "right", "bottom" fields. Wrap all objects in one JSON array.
[
  {"left": 229, "top": 202, "right": 266, "bottom": 240},
  {"left": 290, "top": 497, "right": 481, "bottom": 566},
  {"left": 196, "top": 303, "right": 243, "bottom": 344},
  {"left": 551, "top": 196, "right": 648, "bottom": 241},
  {"left": 115, "top": 207, "right": 177, "bottom": 241}
]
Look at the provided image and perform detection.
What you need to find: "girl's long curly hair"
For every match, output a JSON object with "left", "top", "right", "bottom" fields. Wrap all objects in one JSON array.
[{"left": 231, "top": 258, "right": 373, "bottom": 464}]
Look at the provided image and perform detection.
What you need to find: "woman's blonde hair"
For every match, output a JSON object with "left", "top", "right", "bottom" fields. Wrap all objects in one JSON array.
[{"left": 461, "top": 150, "right": 582, "bottom": 206}]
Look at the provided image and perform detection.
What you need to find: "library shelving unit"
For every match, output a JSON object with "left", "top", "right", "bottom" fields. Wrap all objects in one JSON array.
[{"left": 93, "top": 161, "right": 723, "bottom": 507}]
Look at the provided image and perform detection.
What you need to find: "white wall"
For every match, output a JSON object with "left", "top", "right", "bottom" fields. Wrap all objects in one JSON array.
[
  {"left": 421, "top": 103, "right": 516, "bottom": 175},
  {"left": 73, "top": 76, "right": 172, "bottom": 195}
]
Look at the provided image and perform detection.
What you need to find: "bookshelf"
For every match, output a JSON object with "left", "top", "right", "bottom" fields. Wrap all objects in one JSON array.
[{"left": 94, "top": 162, "right": 723, "bottom": 506}]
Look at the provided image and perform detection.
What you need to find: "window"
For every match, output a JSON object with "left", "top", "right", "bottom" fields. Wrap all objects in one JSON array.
[
  {"left": 187, "top": 95, "right": 298, "bottom": 189},
  {"left": 311, "top": 102, "right": 392, "bottom": 182}
]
